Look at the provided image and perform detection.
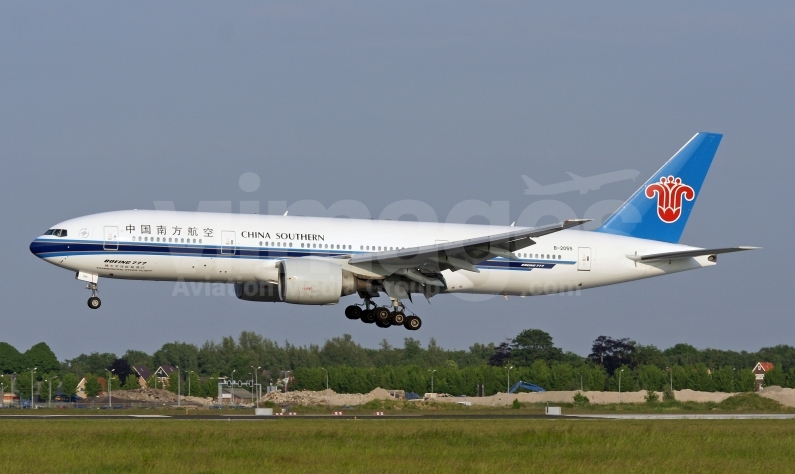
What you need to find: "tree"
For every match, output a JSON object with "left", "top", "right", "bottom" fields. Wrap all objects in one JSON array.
[
  {"left": 186, "top": 371, "right": 200, "bottom": 397},
  {"left": 764, "top": 367, "right": 786, "bottom": 387},
  {"left": 588, "top": 336, "right": 636, "bottom": 375},
  {"left": 488, "top": 340, "right": 512, "bottom": 367},
  {"left": 123, "top": 350, "right": 153, "bottom": 369},
  {"left": 65, "top": 353, "right": 117, "bottom": 377},
  {"left": 122, "top": 373, "right": 140, "bottom": 390},
  {"left": 61, "top": 373, "right": 79, "bottom": 398},
  {"left": 84, "top": 375, "right": 102, "bottom": 397},
  {"left": 109, "top": 358, "right": 133, "bottom": 385},
  {"left": 510, "top": 329, "right": 563, "bottom": 366},
  {"left": 0, "top": 342, "right": 22, "bottom": 374},
  {"left": 735, "top": 369, "right": 756, "bottom": 392},
  {"left": 21, "top": 343, "right": 59, "bottom": 374},
  {"left": 167, "top": 370, "right": 181, "bottom": 395},
  {"left": 663, "top": 343, "right": 700, "bottom": 366},
  {"left": 16, "top": 370, "right": 36, "bottom": 400},
  {"left": 319, "top": 335, "right": 372, "bottom": 367},
  {"left": 153, "top": 342, "right": 199, "bottom": 372}
]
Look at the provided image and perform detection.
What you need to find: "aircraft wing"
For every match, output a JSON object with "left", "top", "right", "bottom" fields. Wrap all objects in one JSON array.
[
  {"left": 348, "top": 219, "right": 589, "bottom": 285},
  {"left": 626, "top": 246, "right": 759, "bottom": 263}
]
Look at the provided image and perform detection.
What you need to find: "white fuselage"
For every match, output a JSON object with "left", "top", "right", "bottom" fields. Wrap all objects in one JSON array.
[{"left": 30, "top": 210, "right": 713, "bottom": 298}]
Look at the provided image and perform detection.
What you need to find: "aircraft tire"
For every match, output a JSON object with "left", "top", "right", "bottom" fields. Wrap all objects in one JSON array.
[
  {"left": 345, "top": 305, "right": 362, "bottom": 320},
  {"left": 360, "top": 309, "right": 376, "bottom": 324},
  {"left": 390, "top": 311, "right": 406, "bottom": 325},
  {"left": 404, "top": 316, "right": 421, "bottom": 331},
  {"left": 375, "top": 319, "right": 391, "bottom": 328},
  {"left": 374, "top": 307, "right": 391, "bottom": 323},
  {"left": 87, "top": 297, "right": 101, "bottom": 309}
]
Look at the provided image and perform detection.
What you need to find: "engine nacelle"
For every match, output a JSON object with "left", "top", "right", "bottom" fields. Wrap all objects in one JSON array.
[
  {"left": 279, "top": 258, "right": 357, "bottom": 305},
  {"left": 234, "top": 281, "right": 282, "bottom": 303}
]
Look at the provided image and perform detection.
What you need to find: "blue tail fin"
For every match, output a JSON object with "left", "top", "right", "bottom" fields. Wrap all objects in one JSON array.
[{"left": 595, "top": 132, "right": 722, "bottom": 243}]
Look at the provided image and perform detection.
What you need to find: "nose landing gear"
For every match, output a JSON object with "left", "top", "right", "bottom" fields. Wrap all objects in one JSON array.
[{"left": 86, "top": 282, "right": 101, "bottom": 309}]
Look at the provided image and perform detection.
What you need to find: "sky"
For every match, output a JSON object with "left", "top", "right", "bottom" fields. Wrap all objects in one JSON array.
[{"left": 1, "top": 2, "right": 793, "bottom": 360}]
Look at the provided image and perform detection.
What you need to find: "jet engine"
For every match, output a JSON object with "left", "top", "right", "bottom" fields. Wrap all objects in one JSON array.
[
  {"left": 279, "top": 258, "right": 358, "bottom": 305},
  {"left": 235, "top": 258, "right": 363, "bottom": 305}
]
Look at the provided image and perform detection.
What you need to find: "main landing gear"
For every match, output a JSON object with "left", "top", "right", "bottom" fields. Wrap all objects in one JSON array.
[
  {"left": 344, "top": 299, "right": 421, "bottom": 331},
  {"left": 86, "top": 282, "right": 101, "bottom": 309}
]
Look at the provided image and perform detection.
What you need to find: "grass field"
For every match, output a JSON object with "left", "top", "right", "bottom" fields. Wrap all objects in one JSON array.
[{"left": 2, "top": 418, "right": 795, "bottom": 473}]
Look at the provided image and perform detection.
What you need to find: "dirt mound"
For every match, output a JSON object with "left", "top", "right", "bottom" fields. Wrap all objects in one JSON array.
[
  {"left": 759, "top": 386, "right": 795, "bottom": 408},
  {"left": 262, "top": 387, "right": 397, "bottom": 406},
  {"left": 105, "top": 388, "right": 212, "bottom": 406}
]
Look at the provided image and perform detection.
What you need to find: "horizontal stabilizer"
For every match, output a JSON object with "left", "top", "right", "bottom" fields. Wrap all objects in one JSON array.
[{"left": 627, "top": 246, "right": 759, "bottom": 263}]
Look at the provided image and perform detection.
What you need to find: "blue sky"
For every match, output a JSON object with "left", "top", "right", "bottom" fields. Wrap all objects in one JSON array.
[{"left": 2, "top": 2, "right": 793, "bottom": 359}]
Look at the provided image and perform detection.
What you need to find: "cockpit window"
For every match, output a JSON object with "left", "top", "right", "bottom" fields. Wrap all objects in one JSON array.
[{"left": 44, "top": 229, "right": 67, "bottom": 237}]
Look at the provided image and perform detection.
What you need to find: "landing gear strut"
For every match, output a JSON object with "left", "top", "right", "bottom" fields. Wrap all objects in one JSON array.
[{"left": 86, "top": 282, "right": 101, "bottom": 309}]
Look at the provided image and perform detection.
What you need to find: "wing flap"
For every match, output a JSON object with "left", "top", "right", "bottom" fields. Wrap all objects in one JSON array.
[{"left": 348, "top": 219, "right": 589, "bottom": 272}]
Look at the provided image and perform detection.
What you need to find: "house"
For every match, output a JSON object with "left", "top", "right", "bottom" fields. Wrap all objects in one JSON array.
[
  {"left": 221, "top": 387, "right": 254, "bottom": 406},
  {"left": 154, "top": 366, "right": 176, "bottom": 388},
  {"left": 132, "top": 366, "right": 152, "bottom": 388},
  {"left": 3, "top": 392, "right": 20, "bottom": 406},
  {"left": 752, "top": 362, "right": 774, "bottom": 391},
  {"left": 75, "top": 377, "right": 87, "bottom": 399},
  {"left": 132, "top": 365, "right": 176, "bottom": 389}
]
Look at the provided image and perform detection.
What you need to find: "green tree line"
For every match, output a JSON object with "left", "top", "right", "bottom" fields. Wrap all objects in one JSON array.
[{"left": 2, "top": 330, "right": 795, "bottom": 398}]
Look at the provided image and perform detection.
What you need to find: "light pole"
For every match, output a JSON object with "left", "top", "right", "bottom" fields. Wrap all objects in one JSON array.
[
  {"left": 667, "top": 367, "right": 673, "bottom": 392},
  {"left": 320, "top": 368, "right": 328, "bottom": 407},
  {"left": 11, "top": 373, "right": 15, "bottom": 408},
  {"left": 618, "top": 369, "right": 624, "bottom": 403},
  {"left": 47, "top": 376, "right": 58, "bottom": 409},
  {"left": 251, "top": 366, "right": 261, "bottom": 407},
  {"left": 1, "top": 383, "right": 4, "bottom": 408},
  {"left": 506, "top": 366, "right": 513, "bottom": 392},
  {"left": 231, "top": 369, "right": 236, "bottom": 407},
  {"left": 188, "top": 371, "right": 194, "bottom": 398},
  {"left": 106, "top": 369, "right": 115, "bottom": 409},
  {"left": 29, "top": 368, "right": 37, "bottom": 409},
  {"left": 428, "top": 369, "right": 436, "bottom": 394},
  {"left": 176, "top": 366, "right": 181, "bottom": 407}
]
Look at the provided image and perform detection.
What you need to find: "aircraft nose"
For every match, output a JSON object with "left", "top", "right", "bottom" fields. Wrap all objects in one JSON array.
[{"left": 30, "top": 239, "right": 41, "bottom": 256}]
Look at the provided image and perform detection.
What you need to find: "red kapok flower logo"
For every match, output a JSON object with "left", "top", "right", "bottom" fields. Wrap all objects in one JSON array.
[{"left": 645, "top": 176, "right": 695, "bottom": 223}]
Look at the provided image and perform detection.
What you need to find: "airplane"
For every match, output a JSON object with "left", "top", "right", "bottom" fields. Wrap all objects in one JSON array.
[
  {"left": 30, "top": 132, "right": 756, "bottom": 331},
  {"left": 522, "top": 169, "right": 640, "bottom": 195}
]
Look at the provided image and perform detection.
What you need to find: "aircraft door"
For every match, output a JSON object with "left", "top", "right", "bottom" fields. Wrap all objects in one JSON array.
[
  {"left": 578, "top": 247, "right": 591, "bottom": 271},
  {"left": 103, "top": 226, "right": 119, "bottom": 250},
  {"left": 221, "top": 231, "right": 236, "bottom": 255}
]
